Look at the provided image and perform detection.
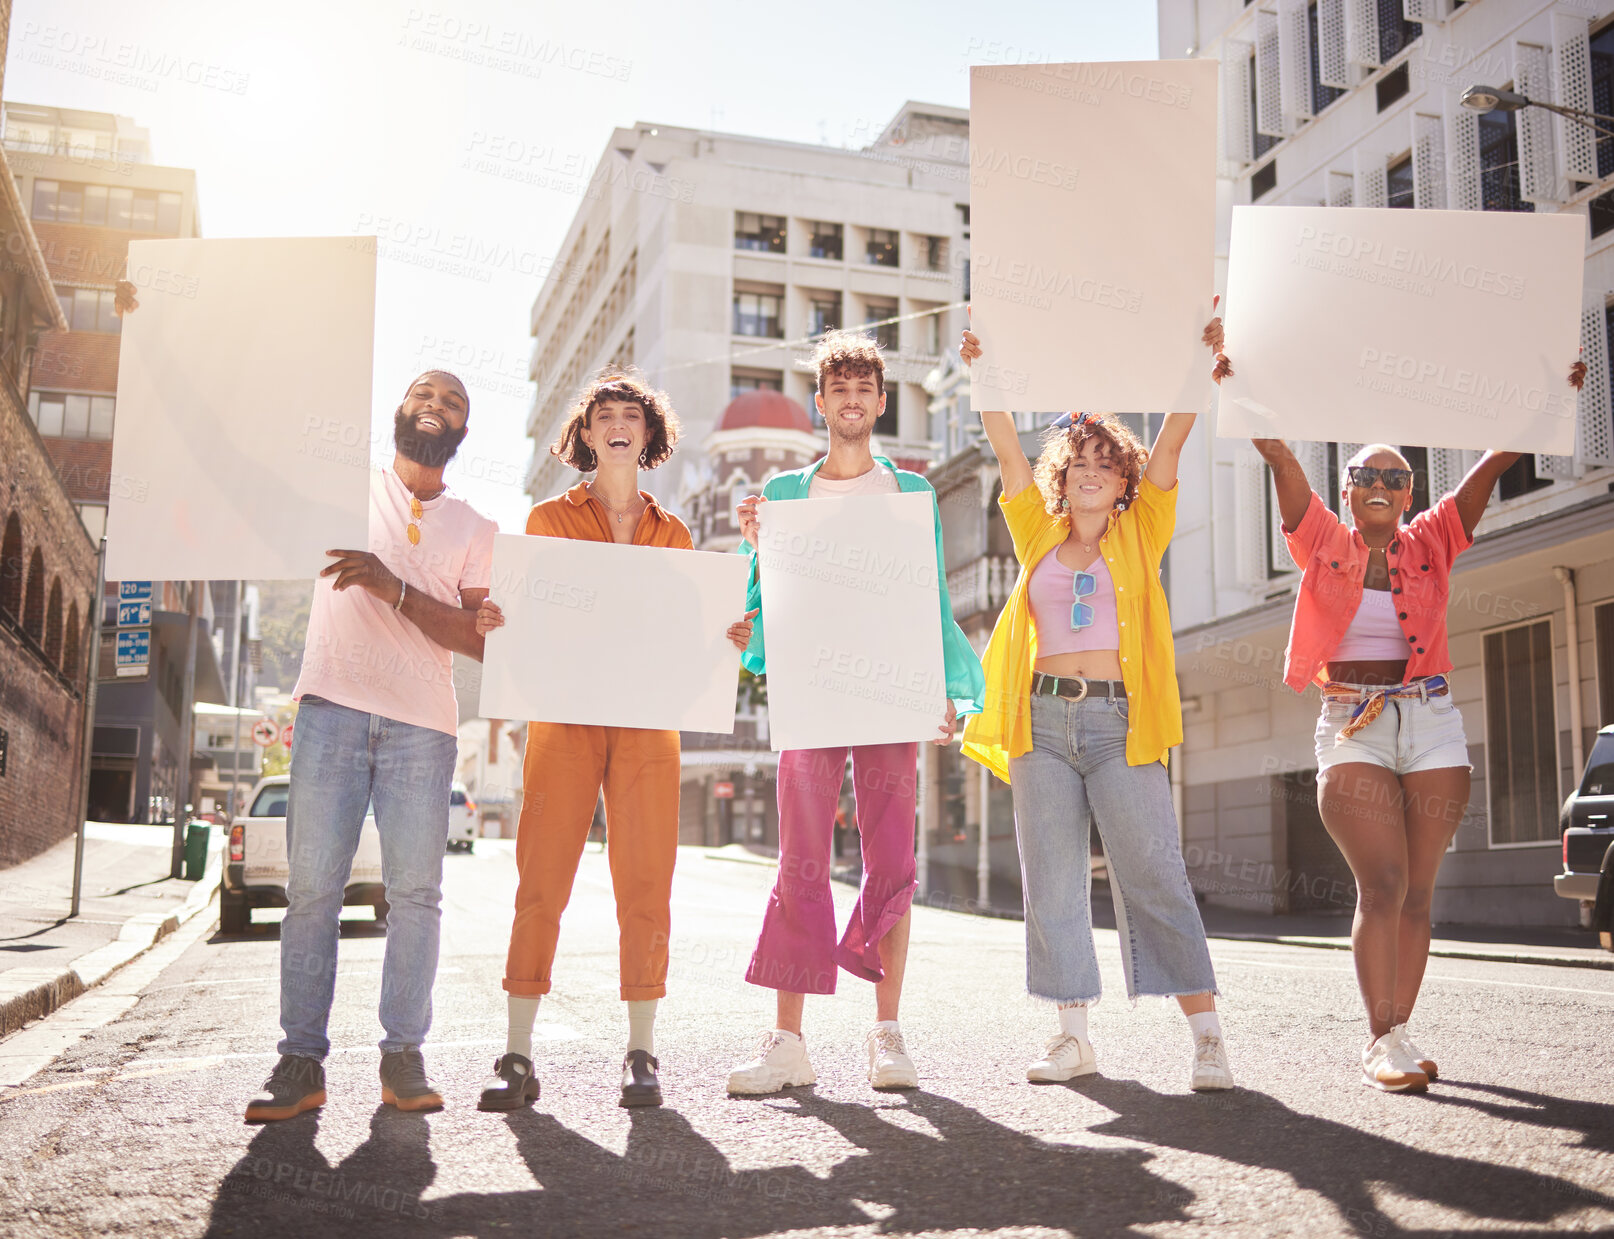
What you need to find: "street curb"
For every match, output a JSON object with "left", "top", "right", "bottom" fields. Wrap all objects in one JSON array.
[
  {"left": 1207, "top": 931, "right": 1614, "bottom": 972},
  {"left": 0, "top": 840, "right": 222, "bottom": 1039}
]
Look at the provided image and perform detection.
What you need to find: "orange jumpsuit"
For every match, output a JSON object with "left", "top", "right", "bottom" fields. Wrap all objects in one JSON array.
[{"left": 502, "top": 484, "right": 693, "bottom": 1000}]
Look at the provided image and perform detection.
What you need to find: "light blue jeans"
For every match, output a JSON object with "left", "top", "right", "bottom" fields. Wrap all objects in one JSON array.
[
  {"left": 1008, "top": 692, "right": 1217, "bottom": 1003},
  {"left": 278, "top": 695, "right": 456, "bottom": 1059}
]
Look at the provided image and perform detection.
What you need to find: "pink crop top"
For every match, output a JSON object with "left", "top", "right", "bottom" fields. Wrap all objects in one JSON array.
[
  {"left": 1027, "top": 549, "right": 1120, "bottom": 655},
  {"left": 1331, "top": 588, "right": 1406, "bottom": 661}
]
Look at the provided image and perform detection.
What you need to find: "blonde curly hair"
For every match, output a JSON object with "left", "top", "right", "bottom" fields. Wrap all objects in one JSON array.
[{"left": 1032, "top": 413, "right": 1149, "bottom": 516}]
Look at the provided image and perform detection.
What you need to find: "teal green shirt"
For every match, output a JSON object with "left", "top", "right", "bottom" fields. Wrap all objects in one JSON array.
[{"left": 737, "top": 455, "right": 985, "bottom": 716}]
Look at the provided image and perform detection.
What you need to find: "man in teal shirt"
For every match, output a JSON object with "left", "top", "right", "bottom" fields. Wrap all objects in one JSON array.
[{"left": 726, "top": 331, "right": 984, "bottom": 1096}]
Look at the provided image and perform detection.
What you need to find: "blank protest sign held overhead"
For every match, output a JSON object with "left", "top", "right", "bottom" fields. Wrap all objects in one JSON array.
[
  {"left": 479, "top": 534, "right": 749, "bottom": 734},
  {"left": 968, "top": 59, "right": 1218, "bottom": 414},
  {"left": 1217, "top": 207, "right": 1585, "bottom": 454},
  {"left": 108, "top": 237, "right": 376, "bottom": 581},
  {"left": 757, "top": 492, "right": 945, "bottom": 752}
]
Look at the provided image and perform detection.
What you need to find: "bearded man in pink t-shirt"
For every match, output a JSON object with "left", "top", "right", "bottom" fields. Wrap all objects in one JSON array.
[{"left": 246, "top": 368, "right": 498, "bottom": 1123}]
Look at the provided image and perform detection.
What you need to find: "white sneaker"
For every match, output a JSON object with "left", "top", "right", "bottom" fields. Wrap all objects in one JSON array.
[
  {"left": 1189, "top": 1034, "right": 1234, "bottom": 1091},
  {"left": 1361, "top": 1030, "right": 1428, "bottom": 1093},
  {"left": 726, "top": 1030, "right": 816, "bottom": 1096},
  {"left": 865, "top": 1024, "right": 918, "bottom": 1090},
  {"left": 1027, "top": 1033, "right": 1097, "bottom": 1083},
  {"left": 1393, "top": 1025, "right": 1438, "bottom": 1080}
]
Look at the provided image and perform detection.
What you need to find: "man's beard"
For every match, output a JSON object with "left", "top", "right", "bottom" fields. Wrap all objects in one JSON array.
[
  {"left": 394, "top": 405, "right": 467, "bottom": 468},
  {"left": 826, "top": 407, "right": 874, "bottom": 447}
]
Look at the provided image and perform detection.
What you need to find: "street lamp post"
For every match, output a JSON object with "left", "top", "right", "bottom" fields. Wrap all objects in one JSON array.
[{"left": 1460, "top": 84, "right": 1614, "bottom": 143}]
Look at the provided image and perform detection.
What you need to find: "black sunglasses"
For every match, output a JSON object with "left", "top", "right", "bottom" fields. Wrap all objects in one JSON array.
[{"left": 1346, "top": 465, "right": 1413, "bottom": 491}]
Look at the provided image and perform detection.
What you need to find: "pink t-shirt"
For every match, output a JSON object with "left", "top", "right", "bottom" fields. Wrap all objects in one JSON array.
[
  {"left": 293, "top": 466, "right": 497, "bottom": 736},
  {"left": 808, "top": 464, "right": 900, "bottom": 498}
]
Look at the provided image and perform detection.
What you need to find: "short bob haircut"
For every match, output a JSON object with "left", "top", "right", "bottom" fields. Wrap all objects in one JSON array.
[
  {"left": 1032, "top": 413, "right": 1149, "bottom": 516},
  {"left": 812, "top": 329, "right": 885, "bottom": 395},
  {"left": 550, "top": 370, "right": 680, "bottom": 472}
]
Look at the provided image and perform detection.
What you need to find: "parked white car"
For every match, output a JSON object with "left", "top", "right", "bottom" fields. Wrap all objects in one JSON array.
[
  {"left": 222, "top": 774, "right": 386, "bottom": 934},
  {"left": 448, "top": 784, "right": 477, "bottom": 853}
]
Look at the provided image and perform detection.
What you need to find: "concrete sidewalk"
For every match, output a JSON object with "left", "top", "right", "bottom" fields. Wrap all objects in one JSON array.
[{"left": 0, "top": 823, "right": 221, "bottom": 1037}]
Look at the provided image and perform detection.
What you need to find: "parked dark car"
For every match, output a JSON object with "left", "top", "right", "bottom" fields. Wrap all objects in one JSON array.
[{"left": 1555, "top": 725, "right": 1614, "bottom": 950}]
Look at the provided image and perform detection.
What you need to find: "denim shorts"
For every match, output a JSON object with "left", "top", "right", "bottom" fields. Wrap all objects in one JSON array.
[{"left": 1314, "top": 682, "right": 1471, "bottom": 776}]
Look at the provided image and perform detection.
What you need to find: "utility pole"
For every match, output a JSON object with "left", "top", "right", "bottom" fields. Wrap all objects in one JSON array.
[
  {"left": 227, "top": 579, "right": 243, "bottom": 819},
  {"left": 169, "top": 581, "right": 201, "bottom": 878},
  {"left": 69, "top": 538, "right": 107, "bottom": 919}
]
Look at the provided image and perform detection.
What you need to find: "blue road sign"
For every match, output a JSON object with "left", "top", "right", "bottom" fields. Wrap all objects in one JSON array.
[
  {"left": 119, "top": 581, "right": 153, "bottom": 603},
  {"left": 117, "top": 601, "right": 152, "bottom": 627},
  {"left": 115, "top": 628, "right": 150, "bottom": 676}
]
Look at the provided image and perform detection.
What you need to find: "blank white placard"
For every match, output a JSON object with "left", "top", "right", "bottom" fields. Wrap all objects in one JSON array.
[
  {"left": 1217, "top": 206, "right": 1584, "bottom": 453},
  {"left": 107, "top": 237, "right": 375, "bottom": 581},
  {"left": 479, "top": 534, "right": 749, "bottom": 733},
  {"left": 757, "top": 492, "right": 944, "bottom": 752},
  {"left": 968, "top": 60, "right": 1218, "bottom": 414}
]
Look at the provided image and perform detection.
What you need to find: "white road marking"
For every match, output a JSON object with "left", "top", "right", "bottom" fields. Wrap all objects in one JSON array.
[{"left": 1213, "top": 954, "right": 1614, "bottom": 998}]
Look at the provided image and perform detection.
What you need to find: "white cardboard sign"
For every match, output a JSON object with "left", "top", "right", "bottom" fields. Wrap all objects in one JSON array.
[
  {"left": 757, "top": 493, "right": 944, "bottom": 752},
  {"left": 107, "top": 237, "right": 375, "bottom": 581},
  {"left": 1217, "top": 206, "right": 1585, "bottom": 453},
  {"left": 968, "top": 59, "right": 1218, "bottom": 414},
  {"left": 479, "top": 534, "right": 749, "bottom": 733}
]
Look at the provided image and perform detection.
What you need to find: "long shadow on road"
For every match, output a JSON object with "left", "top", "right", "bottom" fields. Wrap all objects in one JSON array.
[{"left": 202, "top": 1078, "right": 1614, "bottom": 1238}]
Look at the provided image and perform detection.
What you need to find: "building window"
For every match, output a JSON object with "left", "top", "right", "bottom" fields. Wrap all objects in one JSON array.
[
  {"left": 1251, "top": 160, "right": 1278, "bottom": 201},
  {"left": 1590, "top": 187, "right": 1614, "bottom": 239},
  {"left": 1386, "top": 153, "right": 1414, "bottom": 208},
  {"left": 1595, "top": 602, "right": 1614, "bottom": 729},
  {"left": 31, "top": 179, "right": 182, "bottom": 234},
  {"left": 732, "top": 291, "right": 783, "bottom": 338},
  {"left": 734, "top": 212, "right": 786, "bottom": 253},
  {"left": 1593, "top": 21, "right": 1614, "bottom": 178},
  {"left": 1376, "top": 64, "right": 1410, "bottom": 112},
  {"left": 729, "top": 369, "right": 782, "bottom": 401},
  {"left": 1484, "top": 619, "right": 1559, "bottom": 846},
  {"left": 807, "top": 221, "right": 843, "bottom": 261},
  {"left": 864, "top": 300, "right": 899, "bottom": 352},
  {"left": 56, "top": 286, "right": 121, "bottom": 334},
  {"left": 1308, "top": 2, "right": 1343, "bottom": 114},
  {"left": 808, "top": 294, "right": 839, "bottom": 338},
  {"left": 1401, "top": 445, "right": 1430, "bottom": 517},
  {"left": 1249, "top": 51, "right": 1277, "bottom": 160},
  {"left": 27, "top": 390, "right": 115, "bottom": 439},
  {"left": 1376, "top": 0, "right": 1418, "bottom": 64},
  {"left": 1479, "top": 106, "right": 1533, "bottom": 213},
  {"left": 876, "top": 384, "right": 898, "bottom": 439},
  {"left": 919, "top": 235, "right": 947, "bottom": 271},
  {"left": 865, "top": 228, "right": 899, "bottom": 267},
  {"left": 1496, "top": 454, "right": 1551, "bottom": 501}
]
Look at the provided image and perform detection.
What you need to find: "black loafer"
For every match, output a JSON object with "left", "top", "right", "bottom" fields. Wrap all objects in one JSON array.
[
  {"left": 477, "top": 1053, "right": 540, "bottom": 1111},
  {"left": 620, "top": 1049, "right": 662, "bottom": 1108}
]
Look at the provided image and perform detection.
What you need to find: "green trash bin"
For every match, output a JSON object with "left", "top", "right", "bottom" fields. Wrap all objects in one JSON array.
[{"left": 184, "top": 821, "right": 211, "bottom": 881}]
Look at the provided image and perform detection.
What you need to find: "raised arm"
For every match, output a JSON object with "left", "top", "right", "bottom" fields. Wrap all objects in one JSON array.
[
  {"left": 959, "top": 329, "right": 1035, "bottom": 498},
  {"left": 1251, "top": 440, "right": 1313, "bottom": 532},
  {"left": 1141, "top": 297, "right": 1226, "bottom": 492},
  {"left": 1452, "top": 356, "right": 1586, "bottom": 539}
]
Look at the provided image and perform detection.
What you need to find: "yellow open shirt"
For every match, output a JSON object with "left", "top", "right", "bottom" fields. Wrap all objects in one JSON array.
[{"left": 960, "top": 477, "right": 1182, "bottom": 780}]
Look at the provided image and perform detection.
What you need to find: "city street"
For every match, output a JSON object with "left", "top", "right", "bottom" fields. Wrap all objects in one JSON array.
[{"left": 1, "top": 844, "right": 1611, "bottom": 1238}]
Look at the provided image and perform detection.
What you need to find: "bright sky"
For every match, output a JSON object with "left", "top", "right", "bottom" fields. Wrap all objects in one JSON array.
[{"left": 10, "top": 0, "right": 1157, "bottom": 533}]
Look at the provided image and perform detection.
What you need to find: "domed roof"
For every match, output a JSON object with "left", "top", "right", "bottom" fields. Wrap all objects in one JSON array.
[{"left": 718, "top": 389, "right": 813, "bottom": 433}]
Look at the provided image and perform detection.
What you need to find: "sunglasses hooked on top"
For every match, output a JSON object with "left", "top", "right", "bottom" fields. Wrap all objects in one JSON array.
[
  {"left": 1346, "top": 465, "right": 1414, "bottom": 491},
  {"left": 1070, "top": 570, "right": 1097, "bottom": 632},
  {"left": 1051, "top": 412, "right": 1094, "bottom": 432}
]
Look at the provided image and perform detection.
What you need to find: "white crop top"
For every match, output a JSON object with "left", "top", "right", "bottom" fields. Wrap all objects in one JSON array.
[{"left": 1332, "top": 588, "right": 1407, "bottom": 660}]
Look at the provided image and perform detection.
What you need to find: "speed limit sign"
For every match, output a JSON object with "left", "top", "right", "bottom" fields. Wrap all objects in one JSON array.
[{"left": 251, "top": 719, "right": 278, "bottom": 747}]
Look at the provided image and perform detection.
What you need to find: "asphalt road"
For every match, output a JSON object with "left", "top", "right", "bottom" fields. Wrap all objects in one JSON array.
[{"left": 2, "top": 840, "right": 1611, "bottom": 1238}]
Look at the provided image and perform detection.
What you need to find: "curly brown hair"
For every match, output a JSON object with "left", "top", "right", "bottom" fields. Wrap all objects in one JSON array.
[
  {"left": 550, "top": 371, "right": 680, "bottom": 472},
  {"left": 1032, "top": 414, "right": 1149, "bottom": 516},
  {"left": 812, "top": 329, "right": 885, "bottom": 394}
]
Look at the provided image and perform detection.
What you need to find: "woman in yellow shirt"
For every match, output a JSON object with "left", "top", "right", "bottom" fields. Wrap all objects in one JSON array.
[{"left": 959, "top": 319, "right": 1231, "bottom": 1093}]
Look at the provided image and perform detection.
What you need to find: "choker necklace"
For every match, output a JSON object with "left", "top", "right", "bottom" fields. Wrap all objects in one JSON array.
[{"left": 589, "top": 482, "right": 644, "bottom": 525}]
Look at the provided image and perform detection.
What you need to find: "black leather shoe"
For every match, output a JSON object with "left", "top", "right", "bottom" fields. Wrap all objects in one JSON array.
[
  {"left": 245, "top": 1054, "right": 325, "bottom": 1123},
  {"left": 477, "top": 1053, "right": 540, "bottom": 1111},
  {"left": 620, "top": 1049, "right": 662, "bottom": 1108}
]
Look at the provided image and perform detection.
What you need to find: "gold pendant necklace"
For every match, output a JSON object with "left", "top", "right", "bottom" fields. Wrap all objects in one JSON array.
[{"left": 589, "top": 483, "right": 641, "bottom": 525}]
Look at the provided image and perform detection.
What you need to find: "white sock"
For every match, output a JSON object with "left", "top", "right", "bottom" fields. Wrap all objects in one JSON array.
[
  {"left": 627, "top": 999, "right": 658, "bottom": 1055},
  {"left": 773, "top": 1028, "right": 802, "bottom": 1042},
  {"left": 872, "top": 1019, "right": 899, "bottom": 1033},
  {"left": 1057, "top": 1003, "right": 1089, "bottom": 1042},
  {"left": 1187, "top": 1010, "right": 1222, "bottom": 1043},
  {"left": 506, "top": 995, "right": 541, "bottom": 1060}
]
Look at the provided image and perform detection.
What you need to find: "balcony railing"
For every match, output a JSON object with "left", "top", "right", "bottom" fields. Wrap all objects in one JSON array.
[{"left": 947, "top": 555, "right": 1016, "bottom": 621}]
